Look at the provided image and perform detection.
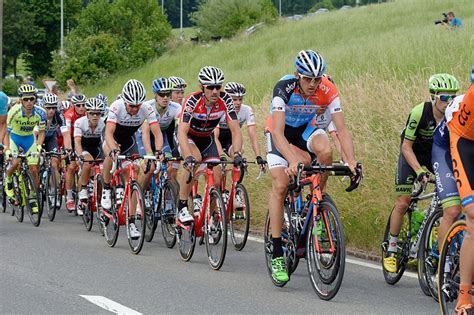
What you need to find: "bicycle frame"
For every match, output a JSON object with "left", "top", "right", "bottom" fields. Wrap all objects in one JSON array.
[{"left": 219, "top": 161, "right": 244, "bottom": 221}]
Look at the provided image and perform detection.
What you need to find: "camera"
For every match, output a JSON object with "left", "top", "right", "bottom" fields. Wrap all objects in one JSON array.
[{"left": 434, "top": 13, "right": 449, "bottom": 25}]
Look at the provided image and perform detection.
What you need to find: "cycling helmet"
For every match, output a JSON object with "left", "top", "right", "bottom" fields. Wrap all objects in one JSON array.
[
  {"left": 152, "top": 77, "right": 174, "bottom": 93},
  {"left": 71, "top": 93, "right": 87, "bottom": 104},
  {"left": 18, "top": 84, "right": 38, "bottom": 97},
  {"left": 198, "top": 66, "right": 225, "bottom": 85},
  {"left": 294, "top": 49, "right": 326, "bottom": 78},
  {"left": 224, "top": 82, "right": 246, "bottom": 97},
  {"left": 85, "top": 97, "right": 105, "bottom": 112},
  {"left": 96, "top": 93, "right": 108, "bottom": 106},
  {"left": 428, "top": 74, "right": 460, "bottom": 94},
  {"left": 122, "top": 79, "right": 146, "bottom": 105},
  {"left": 61, "top": 100, "right": 71, "bottom": 112},
  {"left": 43, "top": 93, "right": 59, "bottom": 107},
  {"left": 169, "top": 76, "right": 187, "bottom": 90}
]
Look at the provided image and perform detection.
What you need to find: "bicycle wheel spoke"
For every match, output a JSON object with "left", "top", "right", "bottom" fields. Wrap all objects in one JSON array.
[{"left": 205, "top": 188, "right": 227, "bottom": 270}]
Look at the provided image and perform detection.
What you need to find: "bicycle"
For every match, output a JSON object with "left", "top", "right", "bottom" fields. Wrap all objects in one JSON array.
[
  {"left": 381, "top": 180, "right": 442, "bottom": 296},
  {"left": 6, "top": 149, "right": 42, "bottom": 226},
  {"left": 76, "top": 157, "right": 104, "bottom": 232},
  {"left": 437, "top": 218, "right": 472, "bottom": 315},
  {"left": 39, "top": 151, "right": 61, "bottom": 221},
  {"left": 55, "top": 150, "right": 79, "bottom": 216},
  {"left": 176, "top": 161, "right": 227, "bottom": 270},
  {"left": 99, "top": 153, "right": 153, "bottom": 254},
  {"left": 0, "top": 149, "right": 6, "bottom": 213},
  {"left": 219, "top": 159, "right": 264, "bottom": 251},
  {"left": 144, "top": 156, "right": 182, "bottom": 248},
  {"left": 264, "top": 162, "right": 359, "bottom": 300}
]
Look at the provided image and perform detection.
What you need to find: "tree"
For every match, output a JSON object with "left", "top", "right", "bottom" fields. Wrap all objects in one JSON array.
[
  {"left": 191, "top": 0, "right": 278, "bottom": 41},
  {"left": 163, "top": 0, "right": 199, "bottom": 28}
]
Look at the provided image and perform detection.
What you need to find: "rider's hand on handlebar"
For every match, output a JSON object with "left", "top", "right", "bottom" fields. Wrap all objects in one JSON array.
[
  {"left": 183, "top": 156, "right": 196, "bottom": 171},
  {"left": 220, "top": 154, "right": 228, "bottom": 162},
  {"left": 346, "top": 162, "right": 363, "bottom": 192},
  {"left": 233, "top": 152, "right": 244, "bottom": 167},
  {"left": 285, "top": 161, "right": 301, "bottom": 177},
  {"left": 416, "top": 167, "right": 431, "bottom": 185},
  {"left": 256, "top": 155, "right": 267, "bottom": 171}
]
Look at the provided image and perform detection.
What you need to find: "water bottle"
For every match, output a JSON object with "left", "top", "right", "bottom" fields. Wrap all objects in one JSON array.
[
  {"left": 115, "top": 185, "right": 125, "bottom": 205},
  {"left": 411, "top": 207, "right": 424, "bottom": 239},
  {"left": 193, "top": 195, "right": 202, "bottom": 214}
]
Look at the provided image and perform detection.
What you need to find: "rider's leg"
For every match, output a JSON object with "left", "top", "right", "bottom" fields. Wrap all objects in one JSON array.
[
  {"left": 177, "top": 142, "right": 201, "bottom": 223},
  {"left": 438, "top": 204, "right": 462, "bottom": 248},
  {"left": 307, "top": 131, "right": 332, "bottom": 191},
  {"left": 65, "top": 160, "right": 77, "bottom": 209},
  {"left": 457, "top": 206, "right": 474, "bottom": 309},
  {"left": 78, "top": 153, "right": 93, "bottom": 200}
]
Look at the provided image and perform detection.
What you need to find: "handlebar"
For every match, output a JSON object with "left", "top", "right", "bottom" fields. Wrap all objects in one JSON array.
[{"left": 411, "top": 178, "right": 436, "bottom": 198}]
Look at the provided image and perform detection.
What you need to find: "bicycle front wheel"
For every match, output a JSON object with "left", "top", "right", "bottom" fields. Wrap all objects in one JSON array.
[
  {"left": 24, "top": 171, "right": 42, "bottom": 226},
  {"left": 126, "top": 182, "right": 146, "bottom": 254},
  {"left": 438, "top": 220, "right": 469, "bottom": 315},
  {"left": 306, "top": 200, "right": 345, "bottom": 301},
  {"left": 81, "top": 197, "right": 93, "bottom": 231},
  {"left": 144, "top": 186, "right": 157, "bottom": 243},
  {"left": 229, "top": 183, "right": 250, "bottom": 251},
  {"left": 95, "top": 174, "right": 105, "bottom": 236},
  {"left": 205, "top": 188, "right": 227, "bottom": 270},
  {"left": 160, "top": 182, "right": 177, "bottom": 248},
  {"left": 417, "top": 208, "right": 442, "bottom": 300},
  {"left": 44, "top": 169, "right": 58, "bottom": 222},
  {"left": 0, "top": 166, "right": 6, "bottom": 213}
]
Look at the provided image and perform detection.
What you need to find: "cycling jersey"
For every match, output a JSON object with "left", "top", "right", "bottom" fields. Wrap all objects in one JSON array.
[
  {"left": 400, "top": 102, "right": 436, "bottom": 156},
  {"left": 45, "top": 111, "right": 68, "bottom": 138},
  {"left": 180, "top": 91, "right": 238, "bottom": 137},
  {"left": 64, "top": 107, "right": 86, "bottom": 139},
  {"left": 218, "top": 104, "right": 255, "bottom": 129},
  {"left": 144, "top": 99, "right": 182, "bottom": 130},
  {"left": 268, "top": 75, "right": 341, "bottom": 130},
  {"left": 7, "top": 104, "right": 46, "bottom": 136},
  {"left": 0, "top": 91, "right": 8, "bottom": 116},
  {"left": 448, "top": 86, "right": 474, "bottom": 141},
  {"left": 74, "top": 116, "right": 106, "bottom": 159}
]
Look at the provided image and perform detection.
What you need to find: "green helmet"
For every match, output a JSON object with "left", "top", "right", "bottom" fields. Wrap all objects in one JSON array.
[{"left": 428, "top": 73, "right": 460, "bottom": 93}]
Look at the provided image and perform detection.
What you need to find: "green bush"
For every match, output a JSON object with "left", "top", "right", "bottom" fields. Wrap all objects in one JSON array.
[
  {"left": 52, "top": 0, "right": 171, "bottom": 87},
  {"left": 191, "top": 0, "right": 278, "bottom": 41},
  {"left": 2, "top": 78, "right": 20, "bottom": 96}
]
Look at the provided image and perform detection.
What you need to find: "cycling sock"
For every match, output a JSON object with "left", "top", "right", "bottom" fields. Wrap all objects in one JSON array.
[
  {"left": 67, "top": 190, "right": 73, "bottom": 200},
  {"left": 387, "top": 234, "right": 398, "bottom": 253},
  {"left": 272, "top": 237, "right": 283, "bottom": 259},
  {"left": 178, "top": 199, "right": 187, "bottom": 211},
  {"left": 457, "top": 284, "right": 473, "bottom": 308}
]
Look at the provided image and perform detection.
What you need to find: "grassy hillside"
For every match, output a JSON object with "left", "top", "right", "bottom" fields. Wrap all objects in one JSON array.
[{"left": 84, "top": 0, "right": 473, "bottom": 252}]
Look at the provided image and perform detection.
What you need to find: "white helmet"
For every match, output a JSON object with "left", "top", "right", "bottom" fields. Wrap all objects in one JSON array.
[
  {"left": 198, "top": 66, "right": 225, "bottom": 85},
  {"left": 43, "top": 93, "right": 59, "bottom": 108},
  {"left": 61, "top": 100, "right": 71, "bottom": 111},
  {"left": 85, "top": 97, "right": 105, "bottom": 112},
  {"left": 169, "top": 76, "right": 187, "bottom": 91},
  {"left": 122, "top": 79, "right": 146, "bottom": 105},
  {"left": 224, "top": 82, "right": 246, "bottom": 97}
]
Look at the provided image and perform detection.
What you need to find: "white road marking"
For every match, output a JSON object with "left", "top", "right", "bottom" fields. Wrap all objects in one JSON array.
[
  {"left": 245, "top": 234, "right": 419, "bottom": 279},
  {"left": 80, "top": 295, "right": 142, "bottom": 315}
]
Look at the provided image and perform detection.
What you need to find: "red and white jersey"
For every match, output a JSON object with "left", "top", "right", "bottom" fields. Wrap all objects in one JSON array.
[
  {"left": 74, "top": 116, "right": 105, "bottom": 148},
  {"left": 107, "top": 98, "right": 158, "bottom": 139},
  {"left": 180, "top": 91, "right": 238, "bottom": 137},
  {"left": 64, "top": 107, "right": 86, "bottom": 137},
  {"left": 218, "top": 104, "right": 256, "bottom": 129}
]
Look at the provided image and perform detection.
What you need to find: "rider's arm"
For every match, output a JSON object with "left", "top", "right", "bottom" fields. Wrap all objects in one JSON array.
[
  {"left": 214, "top": 128, "right": 225, "bottom": 157},
  {"left": 332, "top": 111, "right": 356, "bottom": 170},
  {"left": 272, "top": 111, "right": 299, "bottom": 164},
  {"left": 62, "top": 131, "right": 72, "bottom": 150},
  {"left": 401, "top": 139, "right": 423, "bottom": 174},
  {"left": 0, "top": 115, "right": 6, "bottom": 146},
  {"left": 149, "top": 122, "right": 163, "bottom": 153},
  {"left": 141, "top": 121, "right": 152, "bottom": 153},
  {"left": 105, "top": 121, "right": 120, "bottom": 151},
  {"left": 228, "top": 120, "right": 242, "bottom": 155},
  {"left": 401, "top": 103, "right": 424, "bottom": 174},
  {"left": 36, "top": 130, "right": 45, "bottom": 146},
  {"left": 177, "top": 121, "right": 191, "bottom": 158},
  {"left": 247, "top": 125, "right": 261, "bottom": 157},
  {"left": 74, "top": 136, "right": 83, "bottom": 156}
]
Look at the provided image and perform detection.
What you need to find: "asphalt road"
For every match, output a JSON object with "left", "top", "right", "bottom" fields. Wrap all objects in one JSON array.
[{"left": 0, "top": 207, "right": 440, "bottom": 314}]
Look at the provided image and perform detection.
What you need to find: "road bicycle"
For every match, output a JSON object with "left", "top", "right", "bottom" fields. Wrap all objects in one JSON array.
[
  {"left": 0, "top": 149, "right": 7, "bottom": 213},
  {"left": 99, "top": 153, "right": 153, "bottom": 254},
  {"left": 437, "top": 218, "right": 473, "bottom": 315},
  {"left": 176, "top": 161, "right": 227, "bottom": 270},
  {"left": 264, "top": 162, "right": 359, "bottom": 300},
  {"left": 144, "top": 156, "right": 182, "bottom": 248},
  {"left": 6, "top": 149, "right": 42, "bottom": 226},
  {"left": 76, "top": 158, "right": 104, "bottom": 232},
  {"left": 39, "top": 151, "right": 61, "bottom": 221},
  {"left": 381, "top": 180, "right": 442, "bottom": 297}
]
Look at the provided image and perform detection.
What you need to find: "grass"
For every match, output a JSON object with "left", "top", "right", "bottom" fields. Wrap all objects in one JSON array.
[{"left": 83, "top": 0, "right": 473, "bottom": 252}]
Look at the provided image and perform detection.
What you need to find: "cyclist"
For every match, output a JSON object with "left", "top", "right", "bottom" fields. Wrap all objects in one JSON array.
[
  {"left": 95, "top": 93, "right": 108, "bottom": 118},
  {"left": 176, "top": 66, "right": 243, "bottom": 224},
  {"left": 446, "top": 72, "right": 474, "bottom": 314},
  {"left": 4, "top": 84, "right": 46, "bottom": 213},
  {"left": 169, "top": 76, "right": 187, "bottom": 105},
  {"left": 64, "top": 94, "right": 87, "bottom": 212},
  {"left": 266, "top": 50, "right": 361, "bottom": 282},
  {"left": 101, "top": 79, "right": 163, "bottom": 220},
  {"left": 0, "top": 91, "right": 8, "bottom": 150},
  {"left": 75, "top": 98, "right": 106, "bottom": 216},
  {"left": 140, "top": 77, "right": 182, "bottom": 181},
  {"left": 41, "top": 93, "right": 73, "bottom": 206},
  {"left": 383, "top": 74, "right": 459, "bottom": 273}
]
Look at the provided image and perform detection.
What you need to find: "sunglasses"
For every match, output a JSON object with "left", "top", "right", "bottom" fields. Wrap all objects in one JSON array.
[
  {"left": 21, "top": 97, "right": 36, "bottom": 102},
  {"left": 88, "top": 112, "right": 102, "bottom": 117},
  {"left": 127, "top": 103, "right": 142, "bottom": 108},
  {"left": 45, "top": 107, "right": 57, "bottom": 111},
  {"left": 205, "top": 85, "right": 222, "bottom": 91},
  {"left": 437, "top": 94, "right": 456, "bottom": 102},
  {"left": 157, "top": 92, "right": 171, "bottom": 97},
  {"left": 299, "top": 74, "right": 321, "bottom": 84},
  {"left": 75, "top": 103, "right": 86, "bottom": 108}
]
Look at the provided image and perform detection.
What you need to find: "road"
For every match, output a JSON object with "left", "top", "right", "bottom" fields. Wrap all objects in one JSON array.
[{"left": 0, "top": 208, "right": 440, "bottom": 314}]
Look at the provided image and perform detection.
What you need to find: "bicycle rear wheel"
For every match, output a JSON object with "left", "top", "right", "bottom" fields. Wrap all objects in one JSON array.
[
  {"left": 264, "top": 210, "right": 289, "bottom": 287},
  {"left": 126, "top": 182, "right": 146, "bottom": 254},
  {"left": 81, "top": 197, "right": 93, "bottom": 231},
  {"left": 95, "top": 174, "right": 105, "bottom": 236},
  {"left": 381, "top": 208, "right": 410, "bottom": 285},
  {"left": 160, "top": 182, "right": 177, "bottom": 248},
  {"left": 104, "top": 187, "right": 119, "bottom": 247},
  {"left": 144, "top": 186, "right": 157, "bottom": 243},
  {"left": 438, "top": 220, "right": 468, "bottom": 315},
  {"left": 12, "top": 175, "right": 23, "bottom": 222},
  {"left": 205, "top": 188, "right": 227, "bottom": 270},
  {"left": 0, "top": 165, "right": 6, "bottom": 213},
  {"left": 24, "top": 171, "right": 42, "bottom": 227},
  {"left": 44, "top": 169, "right": 58, "bottom": 222},
  {"left": 177, "top": 198, "right": 196, "bottom": 261},
  {"left": 306, "top": 200, "right": 345, "bottom": 301},
  {"left": 418, "top": 208, "right": 442, "bottom": 300},
  {"left": 229, "top": 183, "right": 250, "bottom": 251}
]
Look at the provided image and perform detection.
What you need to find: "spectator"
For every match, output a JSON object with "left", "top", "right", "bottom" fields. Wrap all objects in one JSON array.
[
  {"left": 23, "top": 75, "right": 36, "bottom": 87},
  {"left": 447, "top": 11, "right": 462, "bottom": 29},
  {"left": 66, "top": 79, "right": 78, "bottom": 100}
]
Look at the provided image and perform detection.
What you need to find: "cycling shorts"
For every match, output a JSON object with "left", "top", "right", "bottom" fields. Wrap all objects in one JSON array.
[
  {"left": 432, "top": 138, "right": 460, "bottom": 210},
  {"left": 395, "top": 150, "right": 432, "bottom": 196},
  {"left": 218, "top": 129, "right": 232, "bottom": 156},
  {"left": 450, "top": 131, "right": 474, "bottom": 209},
  {"left": 265, "top": 125, "right": 326, "bottom": 169},
  {"left": 43, "top": 135, "right": 58, "bottom": 153},
  {"left": 80, "top": 146, "right": 104, "bottom": 160},
  {"left": 179, "top": 134, "right": 219, "bottom": 163},
  {"left": 9, "top": 133, "right": 39, "bottom": 165}
]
